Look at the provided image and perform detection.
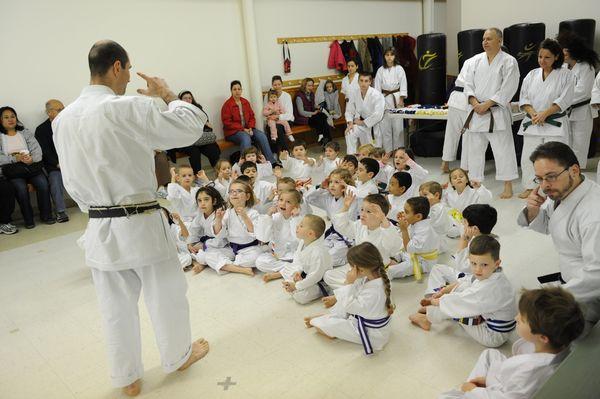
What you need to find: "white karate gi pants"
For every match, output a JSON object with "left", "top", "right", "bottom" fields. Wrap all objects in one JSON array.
[
  {"left": 255, "top": 252, "right": 289, "bottom": 273},
  {"left": 426, "top": 264, "right": 461, "bottom": 295},
  {"left": 387, "top": 253, "right": 437, "bottom": 280},
  {"left": 427, "top": 306, "right": 509, "bottom": 347},
  {"left": 381, "top": 97, "right": 404, "bottom": 152},
  {"left": 325, "top": 235, "right": 349, "bottom": 268},
  {"left": 569, "top": 118, "right": 594, "bottom": 169},
  {"left": 345, "top": 125, "right": 373, "bottom": 155},
  {"left": 280, "top": 262, "right": 327, "bottom": 304},
  {"left": 442, "top": 108, "right": 469, "bottom": 163},
  {"left": 323, "top": 264, "right": 350, "bottom": 290},
  {"left": 91, "top": 261, "right": 192, "bottom": 388},
  {"left": 467, "top": 129, "right": 519, "bottom": 182},
  {"left": 211, "top": 245, "right": 266, "bottom": 272},
  {"left": 521, "top": 135, "right": 569, "bottom": 189}
]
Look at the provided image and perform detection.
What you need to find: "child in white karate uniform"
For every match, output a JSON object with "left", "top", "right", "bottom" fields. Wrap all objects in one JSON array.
[
  {"left": 313, "top": 141, "right": 342, "bottom": 184},
  {"left": 392, "top": 147, "right": 429, "bottom": 191},
  {"left": 255, "top": 189, "right": 302, "bottom": 280},
  {"left": 231, "top": 146, "right": 273, "bottom": 180},
  {"left": 439, "top": 287, "right": 585, "bottom": 398},
  {"left": 281, "top": 214, "right": 333, "bottom": 304},
  {"left": 323, "top": 193, "right": 402, "bottom": 290},
  {"left": 355, "top": 157, "right": 380, "bottom": 212},
  {"left": 161, "top": 207, "right": 194, "bottom": 271},
  {"left": 305, "top": 242, "right": 394, "bottom": 355},
  {"left": 410, "top": 235, "right": 517, "bottom": 347},
  {"left": 444, "top": 168, "right": 493, "bottom": 237},
  {"left": 186, "top": 185, "right": 231, "bottom": 275},
  {"left": 273, "top": 176, "right": 312, "bottom": 216},
  {"left": 304, "top": 168, "right": 357, "bottom": 267},
  {"left": 426, "top": 204, "right": 498, "bottom": 296},
  {"left": 240, "top": 162, "right": 276, "bottom": 214},
  {"left": 212, "top": 180, "right": 266, "bottom": 276},
  {"left": 419, "top": 181, "right": 454, "bottom": 252},
  {"left": 388, "top": 196, "right": 440, "bottom": 281},
  {"left": 340, "top": 154, "right": 358, "bottom": 178},
  {"left": 279, "top": 140, "right": 315, "bottom": 181},
  {"left": 167, "top": 165, "right": 200, "bottom": 224},
  {"left": 370, "top": 147, "right": 396, "bottom": 189},
  {"left": 213, "top": 159, "right": 233, "bottom": 201},
  {"left": 387, "top": 171, "right": 414, "bottom": 223}
]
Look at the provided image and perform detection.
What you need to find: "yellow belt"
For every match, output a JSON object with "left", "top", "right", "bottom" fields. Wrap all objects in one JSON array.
[
  {"left": 448, "top": 208, "right": 463, "bottom": 223},
  {"left": 410, "top": 250, "right": 439, "bottom": 281}
]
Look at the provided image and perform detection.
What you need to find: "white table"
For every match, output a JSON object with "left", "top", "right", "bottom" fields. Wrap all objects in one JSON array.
[{"left": 387, "top": 110, "right": 526, "bottom": 123}]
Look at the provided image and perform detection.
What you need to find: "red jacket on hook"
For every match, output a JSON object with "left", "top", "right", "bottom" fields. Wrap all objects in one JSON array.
[{"left": 328, "top": 40, "right": 347, "bottom": 72}]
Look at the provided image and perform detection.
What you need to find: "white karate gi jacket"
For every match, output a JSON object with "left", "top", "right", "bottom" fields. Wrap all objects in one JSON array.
[
  {"left": 448, "top": 58, "right": 475, "bottom": 112},
  {"left": 345, "top": 86, "right": 386, "bottom": 137},
  {"left": 565, "top": 62, "right": 598, "bottom": 121},
  {"left": 52, "top": 85, "right": 206, "bottom": 271},
  {"left": 253, "top": 180, "right": 276, "bottom": 214},
  {"left": 517, "top": 178, "right": 600, "bottom": 322},
  {"left": 255, "top": 213, "right": 301, "bottom": 261},
  {"left": 212, "top": 207, "right": 260, "bottom": 245},
  {"left": 285, "top": 236, "right": 332, "bottom": 291},
  {"left": 341, "top": 73, "right": 360, "bottom": 97},
  {"left": 463, "top": 51, "right": 519, "bottom": 132},
  {"left": 281, "top": 156, "right": 315, "bottom": 180},
  {"left": 443, "top": 185, "right": 493, "bottom": 213},
  {"left": 232, "top": 161, "right": 273, "bottom": 181},
  {"left": 374, "top": 65, "right": 408, "bottom": 107},
  {"left": 166, "top": 183, "right": 200, "bottom": 222}
]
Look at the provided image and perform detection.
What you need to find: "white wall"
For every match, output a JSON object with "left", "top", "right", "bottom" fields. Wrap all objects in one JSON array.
[
  {"left": 444, "top": 0, "right": 461, "bottom": 75},
  {"left": 0, "top": 0, "right": 249, "bottom": 139},
  {"left": 461, "top": 0, "right": 600, "bottom": 54},
  {"left": 253, "top": 0, "right": 424, "bottom": 87}
]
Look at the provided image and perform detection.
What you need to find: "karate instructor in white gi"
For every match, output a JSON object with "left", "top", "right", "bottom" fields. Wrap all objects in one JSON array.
[{"left": 52, "top": 40, "right": 210, "bottom": 397}]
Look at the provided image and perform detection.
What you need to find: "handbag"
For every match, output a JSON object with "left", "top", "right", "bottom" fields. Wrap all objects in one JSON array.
[
  {"left": 2, "top": 161, "right": 43, "bottom": 179},
  {"left": 193, "top": 106, "right": 217, "bottom": 146},
  {"left": 283, "top": 41, "right": 291, "bottom": 74}
]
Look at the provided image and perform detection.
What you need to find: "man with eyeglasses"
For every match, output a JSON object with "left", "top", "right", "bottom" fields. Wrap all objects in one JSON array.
[{"left": 517, "top": 141, "right": 600, "bottom": 326}]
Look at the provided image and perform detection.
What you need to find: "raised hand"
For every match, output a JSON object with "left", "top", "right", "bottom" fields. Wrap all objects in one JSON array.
[
  {"left": 215, "top": 208, "right": 225, "bottom": 220},
  {"left": 397, "top": 211, "right": 409, "bottom": 230},
  {"left": 196, "top": 170, "right": 208, "bottom": 182},
  {"left": 279, "top": 150, "right": 289, "bottom": 160},
  {"left": 258, "top": 154, "right": 267, "bottom": 164},
  {"left": 343, "top": 191, "right": 356, "bottom": 210},
  {"left": 137, "top": 72, "right": 176, "bottom": 103},
  {"left": 526, "top": 186, "right": 546, "bottom": 222},
  {"left": 471, "top": 180, "right": 481, "bottom": 189}
]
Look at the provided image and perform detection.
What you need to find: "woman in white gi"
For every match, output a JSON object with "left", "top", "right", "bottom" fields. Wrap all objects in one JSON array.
[
  {"left": 344, "top": 73, "right": 386, "bottom": 154},
  {"left": 341, "top": 59, "right": 360, "bottom": 99},
  {"left": 558, "top": 32, "right": 599, "bottom": 169},
  {"left": 517, "top": 39, "right": 575, "bottom": 199},
  {"left": 51, "top": 40, "right": 209, "bottom": 396},
  {"left": 374, "top": 48, "right": 407, "bottom": 152},
  {"left": 305, "top": 242, "right": 394, "bottom": 355}
]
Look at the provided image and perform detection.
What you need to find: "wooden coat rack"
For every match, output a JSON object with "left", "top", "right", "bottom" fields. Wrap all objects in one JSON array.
[{"left": 277, "top": 33, "right": 408, "bottom": 44}]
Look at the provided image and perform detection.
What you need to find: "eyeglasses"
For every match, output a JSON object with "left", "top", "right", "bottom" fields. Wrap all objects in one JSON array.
[
  {"left": 228, "top": 189, "right": 245, "bottom": 195},
  {"left": 533, "top": 168, "right": 568, "bottom": 184}
]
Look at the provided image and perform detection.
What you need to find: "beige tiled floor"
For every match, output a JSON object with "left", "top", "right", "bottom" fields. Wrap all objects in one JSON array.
[{"left": 1, "top": 144, "right": 598, "bottom": 399}]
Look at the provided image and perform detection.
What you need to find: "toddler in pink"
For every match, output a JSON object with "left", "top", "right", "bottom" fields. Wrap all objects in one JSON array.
[{"left": 263, "top": 90, "right": 294, "bottom": 142}]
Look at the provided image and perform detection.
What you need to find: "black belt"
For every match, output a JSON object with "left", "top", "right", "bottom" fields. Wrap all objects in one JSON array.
[
  {"left": 324, "top": 225, "right": 352, "bottom": 247},
  {"left": 88, "top": 201, "right": 161, "bottom": 218},
  {"left": 568, "top": 98, "right": 591, "bottom": 116},
  {"left": 453, "top": 86, "right": 464, "bottom": 92},
  {"left": 537, "top": 272, "right": 566, "bottom": 285},
  {"left": 300, "top": 271, "right": 330, "bottom": 297}
]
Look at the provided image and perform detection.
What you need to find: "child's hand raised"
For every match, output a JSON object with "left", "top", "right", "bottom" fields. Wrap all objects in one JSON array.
[
  {"left": 463, "top": 225, "right": 481, "bottom": 241},
  {"left": 290, "top": 206, "right": 301, "bottom": 217},
  {"left": 234, "top": 206, "right": 248, "bottom": 218},
  {"left": 343, "top": 191, "right": 356, "bottom": 210},
  {"left": 397, "top": 211, "right": 409, "bottom": 230},
  {"left": 196, "top": 170, "right": 208, "bottom": 182},
  {"left": 442, "top": 182, "right": 449, "bottom": 190},
  {"left": 471, "top": 180, "right": 481, "bottom": 189},
  {"left": 267, "top": 205, "right": 278, "bottom": 216},
  {"left": 231, "top": 170, "right": 239, "bottom": 180},
  {"left": 171, "top": 212, "right": 182, "bottom": 223},
  {"left": 279, "top": 150, "right": 289, "bottom": 160},
  {"left": 215, "top": 208, "right": 225, "bottom": 220},
  {"left": 267, "top": 187, "right": 277, "bottom": 201},
  {"left": 344, "top": 265, "right": 359, "bottom": 284},
  {"left": 258, "top": 154, "right": 267, "bottom": 164}
]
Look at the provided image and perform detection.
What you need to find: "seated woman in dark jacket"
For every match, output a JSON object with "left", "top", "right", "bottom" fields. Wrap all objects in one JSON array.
[
  {"left": 294, "top": 78, "right": 331, "bottom": 145},
  {"left": 0, "top": 106, "right": 54, "bottom": 228},
  {"left": 167, "top": 90, "right": 221, "bottom": 174}
]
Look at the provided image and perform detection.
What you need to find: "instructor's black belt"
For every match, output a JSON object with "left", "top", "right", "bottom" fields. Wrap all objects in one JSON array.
[
  {"left": 453, "top": 86, "right": 464, "bottom": 92},
  {"left": 88, "top": 201, "right": 161, "bottom": 218},
  {"left": 568, "top": 98, "right": 591, "bottom": 116}
]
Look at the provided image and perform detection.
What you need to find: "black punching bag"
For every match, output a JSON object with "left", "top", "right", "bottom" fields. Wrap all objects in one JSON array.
[
  {"left": 504, "top": 23, "right": 545, "bottom": 101},
  {"left": 559, "top": 19, "right": 596, "bottom": 49},
  {"left": 457, "top": 29, "right": 484, "bottom": 71},
  {"left": 413, "top": 33, "right": 446, "bottom": 157},
  {"left": 417, "top": 33, "right": 447, "bottom": 105}
]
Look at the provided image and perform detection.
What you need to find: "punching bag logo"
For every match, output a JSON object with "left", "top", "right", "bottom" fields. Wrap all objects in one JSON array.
[
  {"left": 517, "top": 43, "right": 537, "bottom": 62},
  {"left": 457, "top": 51, "right": 463, "bottom": 62},
  {"left": 419, "top": 51, "right": 438, "bottom": 70}
]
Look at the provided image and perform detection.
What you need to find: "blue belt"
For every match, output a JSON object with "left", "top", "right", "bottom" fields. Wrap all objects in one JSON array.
[
  {"left": 324, "top": 225, "right": 352, "bottom": 247},
  {"left": 353, "top": 314, "right": 391, "bottom": 355},
  {"left": 198, "top": 235, "right": 211, "bottom": 250},
  {"left": 454, "top": 316, "right": 516, "bottom": 333},
  {"left": 230, "top": 239, "right": 259, "bottom": 255}
]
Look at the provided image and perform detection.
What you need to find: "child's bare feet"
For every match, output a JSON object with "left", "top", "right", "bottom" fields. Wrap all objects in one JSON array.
[
  {"left": 122, "top": 379, "right": 141, "bottom": 397},
  {"left": 440, "top": 161, "right": 450, "bottom": 173},
  {"left": 322, "top": 295, "right": 337, "bottom": 308},
  {"left": 178, "top": 338, "right": 210, "bottom": 371},
  {"left": 263, "top": 272, "right": 282, "bottom": 283},
  {"left": 420, "top": 298, "right": 432, "bottom": 307},
  {"left": 222, "top": 264, "right": 255, "bottom": 276},
  {"left": 500, "top": 182, "right": 513, "bottom": 199},
  {"left": 418, "top": 306, "right": 427, "bottom": 314},
  {"left": 192, "top": 261, "right": 206, "bottom": 275},
  {"left": 518, "top": 189, "right": 532, "bottom": 199},
  {"left": 409, "top": 313, "right": 431, "bottom": 331},
  {"left": 304, "top": 315, "right": 318, "bottom": 328}
]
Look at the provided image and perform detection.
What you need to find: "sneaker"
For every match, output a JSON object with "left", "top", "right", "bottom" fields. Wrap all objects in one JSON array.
[
  {"left": 42, "top": 217, "right": 56, "bottom": 225},
  {"left": 56, "top": 212, "right": 70, "bottom": 223},
  {"left": 0, "top": 223, "right": 18, "bottom": 235},
  {"left": 25, "top": 222, "right": 35, "bottom": 229}
]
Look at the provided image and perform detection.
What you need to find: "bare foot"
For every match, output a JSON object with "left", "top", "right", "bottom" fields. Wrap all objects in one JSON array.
[
  {"left": 178, "top": 339, "right": 210, "bottom": 371},
  {"left": 192, "top": 261, "right": 206, "bottom": 275},
  {"left": 304, "top": 315, "right": 317, "bottom": 328},
  {"left": 420, "top": 298, "right": 432, "bottom": 307},
  {"left": 222, "top": 264, "right": 255, "bottom": 276},
  {"left": 409, "top": 313, "right": 431, "bottom": 331},
  {"left": 518, "top": 189, "right": 532, "bottom": 199},
  {"left": 440, "top": 161, "right": 450, "bottom": 173},
  {"left": 322, "top": 295, "right": 337, "bottom": 308},
  {"left": 500, "top": 182, "right": 513, "bottom": 199},
  {"left": 122, "top": 379, "right": 141, "bottom": 397},
  {"left": 418, "top": 306, "right": 427, "bottom": 314},
  {"left": 315, "top": 326, "right": 336, "bottom": 340},
  {"left": 263, "top": 272, "right": 282, "bottom": 283}
]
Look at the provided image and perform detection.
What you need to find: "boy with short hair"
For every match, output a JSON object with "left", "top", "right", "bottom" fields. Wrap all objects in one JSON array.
[
  {"left": 425, "top": 204, "right": 498, "bottom": 295},
  {"left": 439, "top": 287, "right": 585, "bottom": 398},
  {"left": 314, "top": 141, "right": 342, "bottom": 182},
  {"left": 340, "top": 154, "right": 358, "bottom": 177},
  {"left": 281, "top": 214, "right": 333, "bottom": 304},
  {"left": 232, "top": 145, "right": 273, "bottom": 179},
  {"left": 388, "top": 196, "right": 440, "bottom": 280},
  {"left": 387, "top": 171, "right": 413, "bottom": 223},
  {"left": 420, "top": 181, "right": 453, "bottom": 252},
  {"left": 410, "top": 235, "right": 517, "bottom": 348},
  {"left": 279, "top": 140, "right": 316, "bottom": 180},
  {"left": 370, "top": 146, "right": 395, "bottom": 188}
]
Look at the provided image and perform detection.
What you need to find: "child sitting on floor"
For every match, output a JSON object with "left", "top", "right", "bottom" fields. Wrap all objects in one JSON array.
[{"left": 280, "top": 140, "right": 316, "bottom": 181}]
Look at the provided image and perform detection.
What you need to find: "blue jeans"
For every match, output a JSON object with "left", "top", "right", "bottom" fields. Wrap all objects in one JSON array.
[
  {"left": 48, "top": 170, "right": 66, "bottom": 213},
  {"left": 10, "top": 172, "right": 52, "bottom": 224},
  {"left": 226, "top": 129, "right": 276, "bottom": 163}
]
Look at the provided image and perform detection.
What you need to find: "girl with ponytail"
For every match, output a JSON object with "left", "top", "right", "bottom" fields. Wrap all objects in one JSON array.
[{"left": 304, "top": 242, "right": 394, "bottom": 355}]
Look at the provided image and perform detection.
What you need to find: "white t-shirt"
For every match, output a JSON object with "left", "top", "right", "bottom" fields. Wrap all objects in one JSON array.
[{"left": 4, "top": 133, "right": 28, "bottom": 154}]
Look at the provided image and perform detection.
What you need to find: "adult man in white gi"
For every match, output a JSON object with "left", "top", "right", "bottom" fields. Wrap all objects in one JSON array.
[
  {"left": 463, "top": 28, "right": 519, "bottom": 199},
  {"left": 344, "top": 72, "right": 385, "bottom": 155},
  {"left": 52, "top": 40, "right": 209, "bottom": 396},
  {"left": 517, "top": 141, "right": 600, "bottom": 326}
]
